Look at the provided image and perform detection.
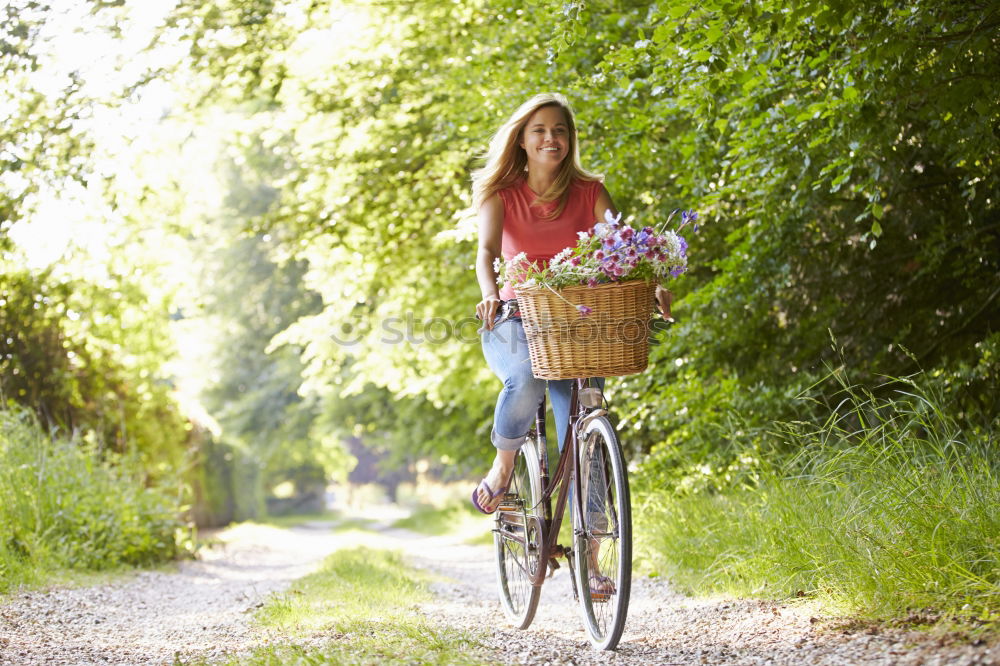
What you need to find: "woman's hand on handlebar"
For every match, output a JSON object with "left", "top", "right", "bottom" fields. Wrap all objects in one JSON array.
[{"left": 476, "top": 296, "right": 501, "bottom": 331}]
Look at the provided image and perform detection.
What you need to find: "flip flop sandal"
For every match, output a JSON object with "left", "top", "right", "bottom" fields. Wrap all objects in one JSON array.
[
  {"left": 589, "top": 573, "right": 616, "bottom": 602},
  {"left": 470, "top": 478, "right": 507, "bottom": 515},
  {"left": 471, "top": 467, "right": 517, "bottom": 515}
]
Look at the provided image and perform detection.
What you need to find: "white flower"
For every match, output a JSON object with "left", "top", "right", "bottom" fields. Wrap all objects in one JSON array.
[
  {"left": 577, "top": 231, "right": 589, "bottom": 240},
  {"left": 511, "top": 251, "right": 528, "bottom": 264},
  {"left": 492, "top": 257, "right": 502, "bottom": 272},
  {"left": 550, "top": 247, "right": 572, "bottom": 266}
]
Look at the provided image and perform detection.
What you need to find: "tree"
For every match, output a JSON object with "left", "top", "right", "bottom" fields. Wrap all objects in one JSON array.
[{"left": 154, "top": 0, "right": 998, "bottom": 475}]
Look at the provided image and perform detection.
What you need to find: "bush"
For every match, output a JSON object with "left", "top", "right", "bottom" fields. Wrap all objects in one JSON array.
[
  {"left": 0, "top": 405, "right": 186, "bottom": 591},
  {"left": 634, "top": 374, "right": 1000, "bottom": 621}
]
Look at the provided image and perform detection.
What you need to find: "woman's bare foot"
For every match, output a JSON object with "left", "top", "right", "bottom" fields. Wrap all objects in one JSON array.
[
  {"left": 474, "top": 449, "right": 516, "bottom": 513},
  {"left": 588, "top": 538, "right": 615, "bottom": 595},
  {"left": 587, "top": 539, "right": 615, "bottom": 601}
]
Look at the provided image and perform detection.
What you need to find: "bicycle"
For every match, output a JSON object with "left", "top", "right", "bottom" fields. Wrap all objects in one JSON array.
[{"left": 493, "top": 377, "right": 631, "bottom": 650}]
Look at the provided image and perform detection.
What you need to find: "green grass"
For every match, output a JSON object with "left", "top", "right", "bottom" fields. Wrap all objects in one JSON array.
[
  {"left": 250, "top": 510, "right": 343, "bottom": 529},
  {"left": 635, "top": 377, "right": 1000, "bottom": 628},
  {"left": 217, "top": 547, "right": 488, "bottom": 665},
  {"left": 0, "top": 405, "right": 187, "bottom": 594},
  {"left": 331, "top": 516, "right": 377, "bottom": 533}
]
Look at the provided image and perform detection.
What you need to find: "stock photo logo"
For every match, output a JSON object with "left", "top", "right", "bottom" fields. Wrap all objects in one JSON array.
[{"left": 328, "top": 312, "right": 671, "bottom": 348}]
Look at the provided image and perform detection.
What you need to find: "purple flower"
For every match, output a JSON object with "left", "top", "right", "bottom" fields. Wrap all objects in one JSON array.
[
  {"left": 570, "top": 256, "right": 581, "bottom": 266},
  {"left": 595, "top": 249, "right": 605, "bottom": 260},
  {"left": 670, "top": 266, "right": 686, "bottom": 277},
  {"left": 577, "top": 304, "right": 592, "bottom": 316},
  {"left": 587, "top": 277, "right": 599, "bottom": 287},
  {"left": 678, "top": 235, "right": 688, "bottom": 257}
]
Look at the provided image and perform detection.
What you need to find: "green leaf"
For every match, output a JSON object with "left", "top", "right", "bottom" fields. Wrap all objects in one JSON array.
[
  {"left": 668, "top": 5, "right": 688, "bottom": 19},
  {"left": 652, "top": 23, "right": 673, "bottom": 44}
]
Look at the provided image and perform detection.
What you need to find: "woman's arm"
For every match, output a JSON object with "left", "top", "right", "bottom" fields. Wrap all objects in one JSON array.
[
  {"left": 475, "top": 194, "right": 504, "bottom": 330},
  {"left": 595, "top": 182, "right": 673, "bottom": 320},
  {"left": 593, "top": 182, "right": 618, "bottom": 222}
]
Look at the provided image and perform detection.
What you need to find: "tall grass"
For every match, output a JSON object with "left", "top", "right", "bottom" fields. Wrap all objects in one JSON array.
[
  {"left": 0, "top": 405, "right": 185, "bottom": 592},
  {"left": 635, "top": 377, "right": 1000, "bottom": 622}
]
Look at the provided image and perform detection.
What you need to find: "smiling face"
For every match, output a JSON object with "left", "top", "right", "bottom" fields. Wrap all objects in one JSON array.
[{"left": 519, "top": 104, "right": 570, "bottom": 171}]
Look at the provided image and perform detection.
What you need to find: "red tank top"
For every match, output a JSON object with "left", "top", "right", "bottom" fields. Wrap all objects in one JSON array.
[{"left": 497, "top": 178, "right": 602, "bottom": 300}]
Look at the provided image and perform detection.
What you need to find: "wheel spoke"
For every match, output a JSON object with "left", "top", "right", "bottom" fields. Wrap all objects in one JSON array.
[
  {"left": 493, "top": 438, "right": 543, "bottom": 629},
  {"left": 574, "top": 416, "right": 631, "bottom": 650}
]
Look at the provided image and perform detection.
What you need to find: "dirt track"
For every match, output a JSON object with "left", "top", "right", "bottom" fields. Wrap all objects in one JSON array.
[{"left": 0, "top": 514, "right": 995, "bottom": 665}]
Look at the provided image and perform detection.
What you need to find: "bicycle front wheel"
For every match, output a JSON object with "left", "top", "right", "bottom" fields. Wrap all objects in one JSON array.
[
  {"left": 493, "top": 436, "right": 544, "bottom": 629},
  {"left": 573, "top": 415, "right": 632, "bottom": 650}
]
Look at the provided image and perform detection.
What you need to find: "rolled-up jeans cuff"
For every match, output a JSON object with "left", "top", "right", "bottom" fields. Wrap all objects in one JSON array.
[{"left": 491, "top": 428, "right": 525, "bottom": 451}]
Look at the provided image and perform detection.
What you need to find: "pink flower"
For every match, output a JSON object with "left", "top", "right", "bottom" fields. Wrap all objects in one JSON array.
[
  {"left": 570, "top": 256, "right": 581, "bottom": 266},
  {"left": 577, "top": 304, "right": 592, "bottom": 316}
]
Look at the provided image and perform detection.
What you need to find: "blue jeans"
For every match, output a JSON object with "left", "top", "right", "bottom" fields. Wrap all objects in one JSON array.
[
  {"left": 480, "top": 317, "right": 602, "bottom": 452},
  {"left": 481, "top": 316, "right": 610, "bottom": 529}
]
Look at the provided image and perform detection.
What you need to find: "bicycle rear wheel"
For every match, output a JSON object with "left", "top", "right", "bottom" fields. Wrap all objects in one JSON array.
[
  {"left": 573, "top": 415, "right": 632, "bottom": 650},
  {"left": 493, "top": 435, "right": 544, "bottom": 629}
]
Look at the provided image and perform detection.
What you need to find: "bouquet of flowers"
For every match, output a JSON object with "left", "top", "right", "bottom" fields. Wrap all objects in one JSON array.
[{"left": 496, "top": 209, "right": 697, "bottom": 315}]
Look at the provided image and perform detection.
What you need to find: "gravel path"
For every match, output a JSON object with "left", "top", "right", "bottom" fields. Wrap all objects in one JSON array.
[
  {"left": 0, "top": 522, "right": 341, "bottom": 665},
  {"left": 388, "top": 524, "right": 998, "bottom": 666},
  {"left": 0, "top": 515, "right": 995, "bottom": 665}
]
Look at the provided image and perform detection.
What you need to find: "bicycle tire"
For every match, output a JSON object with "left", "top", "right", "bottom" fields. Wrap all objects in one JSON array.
[
  {"left": 493, "top": 436, "right": 544, "bottom": 629},
  {"left": 573, "top": 415, "right": 632, "bottom": 650}
]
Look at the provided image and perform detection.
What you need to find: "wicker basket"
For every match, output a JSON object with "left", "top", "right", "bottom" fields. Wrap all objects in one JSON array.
[{"left": 513, "top": 280, "right": 657, "bottom": 380}]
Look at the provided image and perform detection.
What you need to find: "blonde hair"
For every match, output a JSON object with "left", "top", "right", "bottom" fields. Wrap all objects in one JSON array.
[{"left": 471, "top": 93, "right": 601, "bottom": 218}]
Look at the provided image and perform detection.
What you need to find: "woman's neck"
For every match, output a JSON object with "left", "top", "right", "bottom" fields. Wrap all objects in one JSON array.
[{"left": 525, "top": 168, "right": 559, "bottom": 195}]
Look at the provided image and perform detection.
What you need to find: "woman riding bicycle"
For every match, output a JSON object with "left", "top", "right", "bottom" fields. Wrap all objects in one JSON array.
[
  {"left": 471, "top": 93, "right": 670, "bottom": 515},
  {"left": 471, "top": 92, "right": 615, "bottom": 515}
]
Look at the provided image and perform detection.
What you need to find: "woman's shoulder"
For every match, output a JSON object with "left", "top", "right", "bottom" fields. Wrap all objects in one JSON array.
[
  {"left": 496, "top": 177, "right": 528, "bottom": 205},
  {"left": 570, "top": 177, "right": 605, "bottom": 194},
  {"left": 569, "top": 177, "right": 605, "bottom": 209}
]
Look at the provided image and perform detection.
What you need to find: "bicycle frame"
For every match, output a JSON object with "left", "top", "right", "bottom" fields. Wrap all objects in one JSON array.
[{"left": 526, "top": 377, "right": 596, "bottom": 588}]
